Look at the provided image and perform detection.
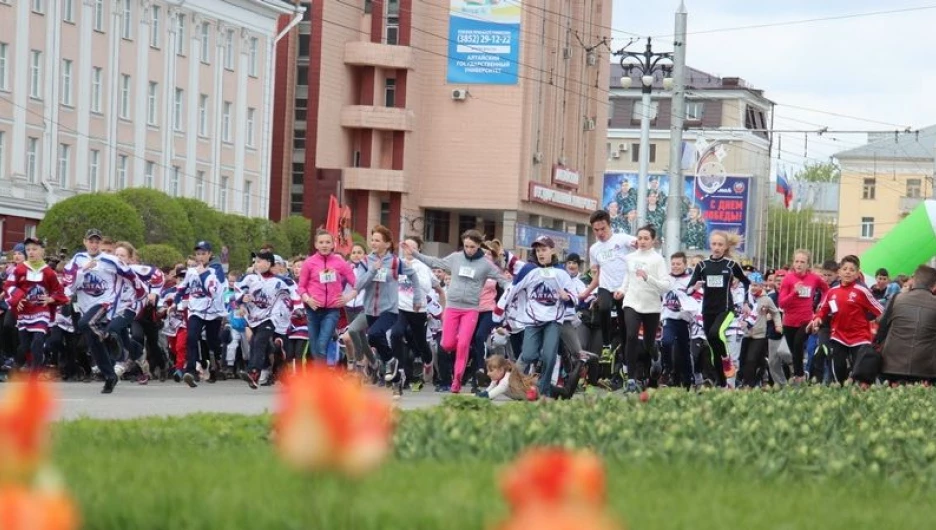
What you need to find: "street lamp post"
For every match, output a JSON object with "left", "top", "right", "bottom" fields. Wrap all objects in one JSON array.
[{"left": 615, "top": 38, "right": 673, "bottom": 231}]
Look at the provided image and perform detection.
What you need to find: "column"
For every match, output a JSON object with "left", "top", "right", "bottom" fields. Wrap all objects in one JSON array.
[
  {"left": 106, "top": 2, "right": 122, "bottom": 189},
  {"left": 234, "top": 29, "right": 249, "bottom": 215},
  {"left": 185, "top": 13, "right": 201, "bottom": 196},
  {"left": 501, "top": 210, "right": 518, "bottom": 250},
  {"left": 75, "top": 0, "right": 93, "bottom": 188},
  {"left": 133, "top": 2, "right": 152, "bottom": 187},
  {"left": 259, "top": 33, "right": 274, "bottom": 217},
  {"left": 210, "top": 24, "right": 226, "bottom": 207},
  {"left": 160, "top": 6, "right": 177, "bottom": 183},
  {"left": 11, "top": 0, "right": 30, "bottom": 178},
  {"left": 43, "top": 0, "right": 61, "bottom": 189}
]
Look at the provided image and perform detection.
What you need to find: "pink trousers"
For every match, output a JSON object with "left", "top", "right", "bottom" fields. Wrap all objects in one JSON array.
[{"left": 440, "top": 307, "right": 480, "bottom": 392}]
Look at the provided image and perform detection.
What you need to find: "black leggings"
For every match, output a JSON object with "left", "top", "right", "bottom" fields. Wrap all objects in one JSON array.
[
  {"left": 597, "top": 288, "right": 625, "bottom": 347},
  {"left": 782, "top": 324, "right": 809, "bottom": 378},
  {"left": 390, "top": 311, "right": 432, "bottom": 379},
  {"left": 17, "top": 329, "right": 46, "bottom": 370},
  {"left": 622, "top": 308, "right": 660, "bottom": 382},
  {"left": 740, "top": 337, "right": 768, "bottom": 387},
  {"left": 248, "top": 322, "right": 277, "bottom": 372},
  {"left": 186, "top": 316, "right": 222, "bottom": 375},
  {"left": 829, "top": 341, "right": 860, "bottom": 384},
  {"left": 702, "top": 311, "right": 735, "bottom": 387}
]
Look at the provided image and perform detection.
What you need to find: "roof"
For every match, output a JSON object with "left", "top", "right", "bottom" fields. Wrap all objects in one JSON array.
[
  {"left": 609, "top": 63, "right": 767, "bottom": 98},
  {"left": 834, "top": 125, "right": 936, "bottom": 160}
]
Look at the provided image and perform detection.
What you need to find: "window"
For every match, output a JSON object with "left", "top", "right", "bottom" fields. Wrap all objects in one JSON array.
[
  {"left": 0, "top": 43, "right": 7, "bottom": 91},
  {"left": 243, "top": 181, "right": 252, "bottom": 215},
  {"left": 24, "top": 225, "right": 37, "bottom": 239},
  {"left": 296, "top": 66, "right": 308, "bottom": 86},
  {"left": 0, "top": 131, "right": 5, "bottom": 180},
  {"left": 91, "top": 67, "right": 103, "bottom": 112},
  {"left": 384, "top": 78, "right": 396, "bottom": 107},
  {"left": 117, "top": 155, "right": 128, "bottom": 189},
  {"left": 150, "top": 6, "right": 160, "bottom": 48},
  {"left": 293, "top": 128, "right": 305, "bottom": 150},
  {"left": 386, "top": 16, "right": 399, "bottom": 45},
  {"left": 169, "top": 166, "right": 180, "bottom": 197},
  {"left": 862, "top": 178, "right": 876, "bottom": 200},
  {"left": 424, "top": 209, "right": 451, "bottom": 243},
  {"left": 906, "top": 178, "right": 922, "bottom": 199},
  {"left": 631, "top": 100, "right": 659, "bottom": 121},
  {"left": 173, "top": 88, "right": 184, "bottom": 131},
  {"left": 295, "top": 98, "right": 307, "bottom": 121},
  {"left": 121, "top": 0, "right": 132, "bottom": 39},
  {"left": 291, "top": 193, "right": 303, "bottom": 215},
  {"left": 630, "top": 143, "right": 657, "bottom": 163},
  {"left": 246, "top": 108, "right": 255, "bottom": 147},
  {"left": 144, "top": 161, "right": 155, "bottom": 188},
  {"left": 88, "top": 150, "right": 100, "bottom": 191},
  {"left": 222, "top": 101, "right": 232, "bottom": 142},
  {"left": 63, "top": 0, "right": 74, "bottom": 22},
  {"left": 248, "top": 37, "right": 258, "bottom": 77},
  {"left": 58, "top": 144, "right": 70, "bottom": 188},
  {"left": 685, "top": 101, "right": 704, "bottom": 121},
  {"left": 32, "top": 0, "right": 43, "bottom": 14},
  {"left": 224, "top": 29, "right": 234, "bottom": 70},
  {"left": 26, "top": 137, "right": 38, "bottom": 183},
  {"left": 196, "top": 170, "right": 205, "bottom": 201},
  {"left": 861, "top": 217, "right": 875, "bottom": 239},
  {"left": 175, "top": 14, "right": 185, "bottom": 55},
  {"left": 93, "top": 0, "right": 104, "bottom": 31},
  {"left": 147, "top": 81, "right": 158, "bottom": 125},
  {"left": 119, "top": 74, "right": 131, "bottom": 119},
  {"left": 219, "top": 175, "right": 229, "bottom": 211},
  {"left": 29, "top": 50, "right": 42, "bottom": 99},
  {"left": 380, "top": 202, "right": 391, "bottom": 227},
  {"left": 60, "top": 59, "right": 73, "bottom": 106},
  {"left": 200, "top": 22, "right": 211, "bottom": 63},
  {"left": 198, "top": 94, "right": 208, "bottom": 136},
  {"left": 298, "top": 34, "right": 310, "bottom": 57},
  {"left": 291, "top": 163, "right": 304, "bottom": 186}
]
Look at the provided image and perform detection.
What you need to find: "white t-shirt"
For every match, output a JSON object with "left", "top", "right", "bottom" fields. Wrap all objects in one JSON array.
[
  {"left": 398, "top": 259, "right": 432, "bottom": 313},
  {"left": 589, "top": 232, "right": 637, "bottom": 292}
]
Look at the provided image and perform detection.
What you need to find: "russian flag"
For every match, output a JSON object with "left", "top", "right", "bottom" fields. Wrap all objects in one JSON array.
[{"left": 776, "top": 169, "right": 792, "bottom": 209}]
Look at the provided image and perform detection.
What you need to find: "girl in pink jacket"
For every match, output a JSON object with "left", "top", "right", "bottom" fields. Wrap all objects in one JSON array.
[{"left": 298, "top": 230, "right": 357, "bottom": 361}]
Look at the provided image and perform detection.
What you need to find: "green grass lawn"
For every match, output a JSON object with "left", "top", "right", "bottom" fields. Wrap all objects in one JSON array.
[{"left": 51, "top": 387, "right": 936, "bottom": 529}]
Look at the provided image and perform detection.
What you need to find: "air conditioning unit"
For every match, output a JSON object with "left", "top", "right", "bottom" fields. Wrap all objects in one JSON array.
[
  {"left": 451, "top": 88, "right": 468, "bottom": 100},
  {"left": 533, "top": 152, "right": 543, "bottom": 163},
  {"left": 562, "top": 47, "right": 572, "bottom": 59},
  {"left": 618, "top": 143, "right": 627, "bottom": 151},
  {"left": 586, "top": 51, "right": 597, "bottom": 66},
  {"left": 583, "top": 117, "right": 596, "bottom": 131},
  {"left": 611, "top": 151, "right": 620, "bottom": 159}
]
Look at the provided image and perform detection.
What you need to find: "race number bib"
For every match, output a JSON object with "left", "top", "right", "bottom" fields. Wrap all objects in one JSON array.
[
  {"left": 797, "top": 286, "right": 811, "bottom": 298},
  {"left": 829, "top": 299, "right": 838, "bottom": 314},
  {"left": 540, "top": 268, "right": 556, "bottom": 279},
  {"left": 319, "top": 270, "right": 337, "bottom": 284},
  {"left": 600, "top": 249, "right": 615, "bottom": 262},
  {"left": 458, "top": 266, "right": 475, "bottom": 279},
  {"left": 374, "top": 269, "right": 389, "bottom": 283},
  {"left": 706, "top": 275, "right": 724, "bottom": 288}
]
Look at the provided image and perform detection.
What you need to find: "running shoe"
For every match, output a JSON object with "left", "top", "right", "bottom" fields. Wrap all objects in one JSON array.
[
  {"left": 182, "top": 372, "right": 198, "bottom": 388},
  {"left": 241, "top": 369, "right": 259, "bottom": 390},
  {"left": 384, "top": 357, "right": 399, "bottom": 383}
]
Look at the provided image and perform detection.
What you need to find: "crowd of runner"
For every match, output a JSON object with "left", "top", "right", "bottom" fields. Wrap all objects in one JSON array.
[{"left": 0, "top": 208, "right": 920, "bottom": 397}]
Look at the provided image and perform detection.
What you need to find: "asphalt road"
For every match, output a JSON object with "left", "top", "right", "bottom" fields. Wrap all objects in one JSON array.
[{"left": 39, "top": 379, "right": 449, "bottom": 421}]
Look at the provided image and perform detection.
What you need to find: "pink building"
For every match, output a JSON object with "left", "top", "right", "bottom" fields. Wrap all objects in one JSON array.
[
  {"left": 271, "top": 0, "right": 610, "bottom": 255},
  {"left": 0, "top": 0, "right": 296, "bottom": 251}
]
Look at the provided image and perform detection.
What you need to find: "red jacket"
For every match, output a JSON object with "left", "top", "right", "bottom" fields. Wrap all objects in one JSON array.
[
  {"left": 814, "top": 281, "right": 883, "bottom": 347},
  {"left": 3, "top": 262, "right": 69, "bottom": 332},
  {"left": 779, "top": 271, "right": 828, "bottom": 327}
]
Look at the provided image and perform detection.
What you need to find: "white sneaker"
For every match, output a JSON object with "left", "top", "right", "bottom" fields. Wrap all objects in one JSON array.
[
  {"left": 114, "top": 363, "right": 126, "bottom": 378},
  {"left": 259, "top": 369, "right": 271, "bottom": 385}
]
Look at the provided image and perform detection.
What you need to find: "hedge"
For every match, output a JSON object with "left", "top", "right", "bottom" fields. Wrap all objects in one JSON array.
[
  {"left": 37, "top": 193, "right": 145, "bottom": 255},
  {"left": 116, "top": 188, "right": 194, "bottom": 255}
]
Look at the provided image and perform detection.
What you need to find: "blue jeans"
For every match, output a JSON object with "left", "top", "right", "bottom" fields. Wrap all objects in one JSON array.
[
  {"left": 366, "top": 312, "right": 397, "bottom": 363},
  {"left": 518, "top": 322, "right": 561, "bottom": 398},
  {"left": 107, "top": 308, "right": 142, "bottom": 363},
  {"left": 470, "top": 311, "right": 496, "bottom": 372},
  {"left": 662, "top": 319, "right": 692, "bottom": 389},
  {"left": 306, "top": 308, "right": 341, "bottom": 361}
]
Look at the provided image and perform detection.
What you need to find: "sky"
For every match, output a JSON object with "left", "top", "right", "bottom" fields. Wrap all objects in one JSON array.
[{"left": 610, "top": 1, "right": 936, "bottom": 176}]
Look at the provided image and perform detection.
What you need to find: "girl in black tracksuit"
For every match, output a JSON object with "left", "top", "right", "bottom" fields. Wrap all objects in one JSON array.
[{"left": 687, "top": 231, "right": 749, "bottom": 387}]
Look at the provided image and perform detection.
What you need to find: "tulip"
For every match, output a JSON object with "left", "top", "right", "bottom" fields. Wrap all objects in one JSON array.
[
  {"left": 274, "top": 362, "right": 394, "bottom": 477},
  {"left": 493, "top": 505, "right": 626, "bottom": 530},
  {"left": 0, "top": 375, "right": 55, "bottom": 483},
  {"left": 0, "top": 485, "right": 79, "bottom": 530},
  {"left": 500, "top": 447, "right": 605, "bottom": 513}
]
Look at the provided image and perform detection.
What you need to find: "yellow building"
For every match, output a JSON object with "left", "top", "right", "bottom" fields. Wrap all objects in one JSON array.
[{"left": 834, "top": 127, "right": 935, "bottom": 258}]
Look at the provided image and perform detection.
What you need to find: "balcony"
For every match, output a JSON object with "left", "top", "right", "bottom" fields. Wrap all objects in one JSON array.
[
  {"left": 344, "top": 41, "right": 415, "bottom": 70},
  {"left": 340, "top": 105, "right": 414, "bottom": 132},
  {"left": 899, "top": 196, "right": 922, "bottom": 214},
  {"left": 343, "top": 167, "right": 408, "bottom": 193}
]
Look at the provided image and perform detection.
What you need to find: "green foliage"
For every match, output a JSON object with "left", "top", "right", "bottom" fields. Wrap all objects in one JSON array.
[
  {"left": 795, "top": 162, "right": 841, "bottom": 183},
  {"left": 173, "top": 197, "right": 223, "bottom": 251},
  {"left": 137, "top": 244, "right": 185, "bottom": 269},
  {"left": 282, "top": 215, "right": 312, "bottom": 257},
  {"left": 765, "top": 205, "right": 836, "bottom": 267},
  {"left": 352, "top": 231, "right": 367, "bottom": 250},
  {"left": 248, "top": 217, "right": 291, "bottom": 258},
  {"left": 218, "top": 215, "right": 253, "bottom": 271},
  {"left": 116, "top": 188, "right": 194, "bottom": 254},
  {"left": 37, "top": 193, "right": 144, "bottom": 254}
]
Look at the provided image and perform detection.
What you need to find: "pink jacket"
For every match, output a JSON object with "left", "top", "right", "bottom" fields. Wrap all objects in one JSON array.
[{"left": 297, "top": 252, "right": 356, "bottom": 309}]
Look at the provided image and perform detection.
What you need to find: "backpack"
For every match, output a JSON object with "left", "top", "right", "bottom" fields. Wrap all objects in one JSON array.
[{"left": 850, "top": 344, "right": 882, "bottom": 384}]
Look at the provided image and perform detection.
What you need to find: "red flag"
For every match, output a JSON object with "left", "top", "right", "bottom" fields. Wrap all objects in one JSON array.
[
  {"left": 336, "top": 205, "right": 353, "bottom": 256},
  {"left": 325, "top": 195, "right": 340, "bottom": 236}
]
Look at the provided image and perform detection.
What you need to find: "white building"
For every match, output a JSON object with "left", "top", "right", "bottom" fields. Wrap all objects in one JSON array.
[{"left": 0, "top": 0, "right": 297, "bottom": 249}]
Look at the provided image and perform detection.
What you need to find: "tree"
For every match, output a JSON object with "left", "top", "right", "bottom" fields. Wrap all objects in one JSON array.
[
  {"left": 281, "top": 215, "right": 312, "bottom": 257},
  {"left": 763, "top": 205, "right": 836, "bottom": 268},
  {"left": 795, "top": 162, "right": 840, "bottom": 183},
  {"left": 38, "top": 193, "right": 145, "bottom": 255},
  {"left": 173, "top": 197, "right": 223, "bottom": 251},
  {"left": 248, "top": 217, "right": 291, "bottom": 258},
  {"left": 218, "top": 214, "right": 253, "bottom": 271},
  {"left": 116, "top": 189, "right": 194, "bottom": 254},
  {"left": 137, "top": 244, "right": 185, "bottom": 269}
]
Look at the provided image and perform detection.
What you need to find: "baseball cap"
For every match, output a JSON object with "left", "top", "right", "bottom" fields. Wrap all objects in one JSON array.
[
  {"left": 274, "top": 254, "right": 287, "bottom": 266},
  {"left": 749, "top": 272, "right": 765, "bottom": 284},
  {"left": 255, "top": 251, "right": 275, "bottom": 264},
  {"left": 23, "top": 237, "right": 44, "bottom": 247},
  {"left": 532, "top": 235, "right": 555, "bottom": 249},
  {"left": 566, "top": 253, "right": 582, "bottom": 264},
  {"left": 85, "top": 228, "right": 103, "bottom": 240},
  {"left": 194, "top": 241, "right": 212, "bottom": 252}
]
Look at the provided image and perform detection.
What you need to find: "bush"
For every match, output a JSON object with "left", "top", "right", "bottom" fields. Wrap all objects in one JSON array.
[
  {"left": 249, "top": 218, "right": 291, "bottom": 258},
  {"left": 173, "top": 197, "right": 223, "bottom": 251},
  {"left": 281, "top": 215, "right": 311, "bottom": 257},
  {"left": 38, "top": 193, "right": 144, "bottom": 254},
  {"left": 218, "top": 215, "right": 253, "bottom": 271},
  {"left": 137, "top": 244, "right": 185, "bottom": 269},
  {"left": 116, "top": 189, "right": 194, "bottom": 255}
]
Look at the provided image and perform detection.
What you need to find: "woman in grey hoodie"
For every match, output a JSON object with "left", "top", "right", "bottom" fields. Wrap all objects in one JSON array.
[
  {"left": 355, "top": 225, "right": 425, "bottom": 396},
  {"left": 403, "top": 229, "right": 508, "bottom": 393}
]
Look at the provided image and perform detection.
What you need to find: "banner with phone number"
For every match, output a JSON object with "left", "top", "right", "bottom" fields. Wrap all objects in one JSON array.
[{"left": 447, "top": 0, "right": 521, "bottom": 84}]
